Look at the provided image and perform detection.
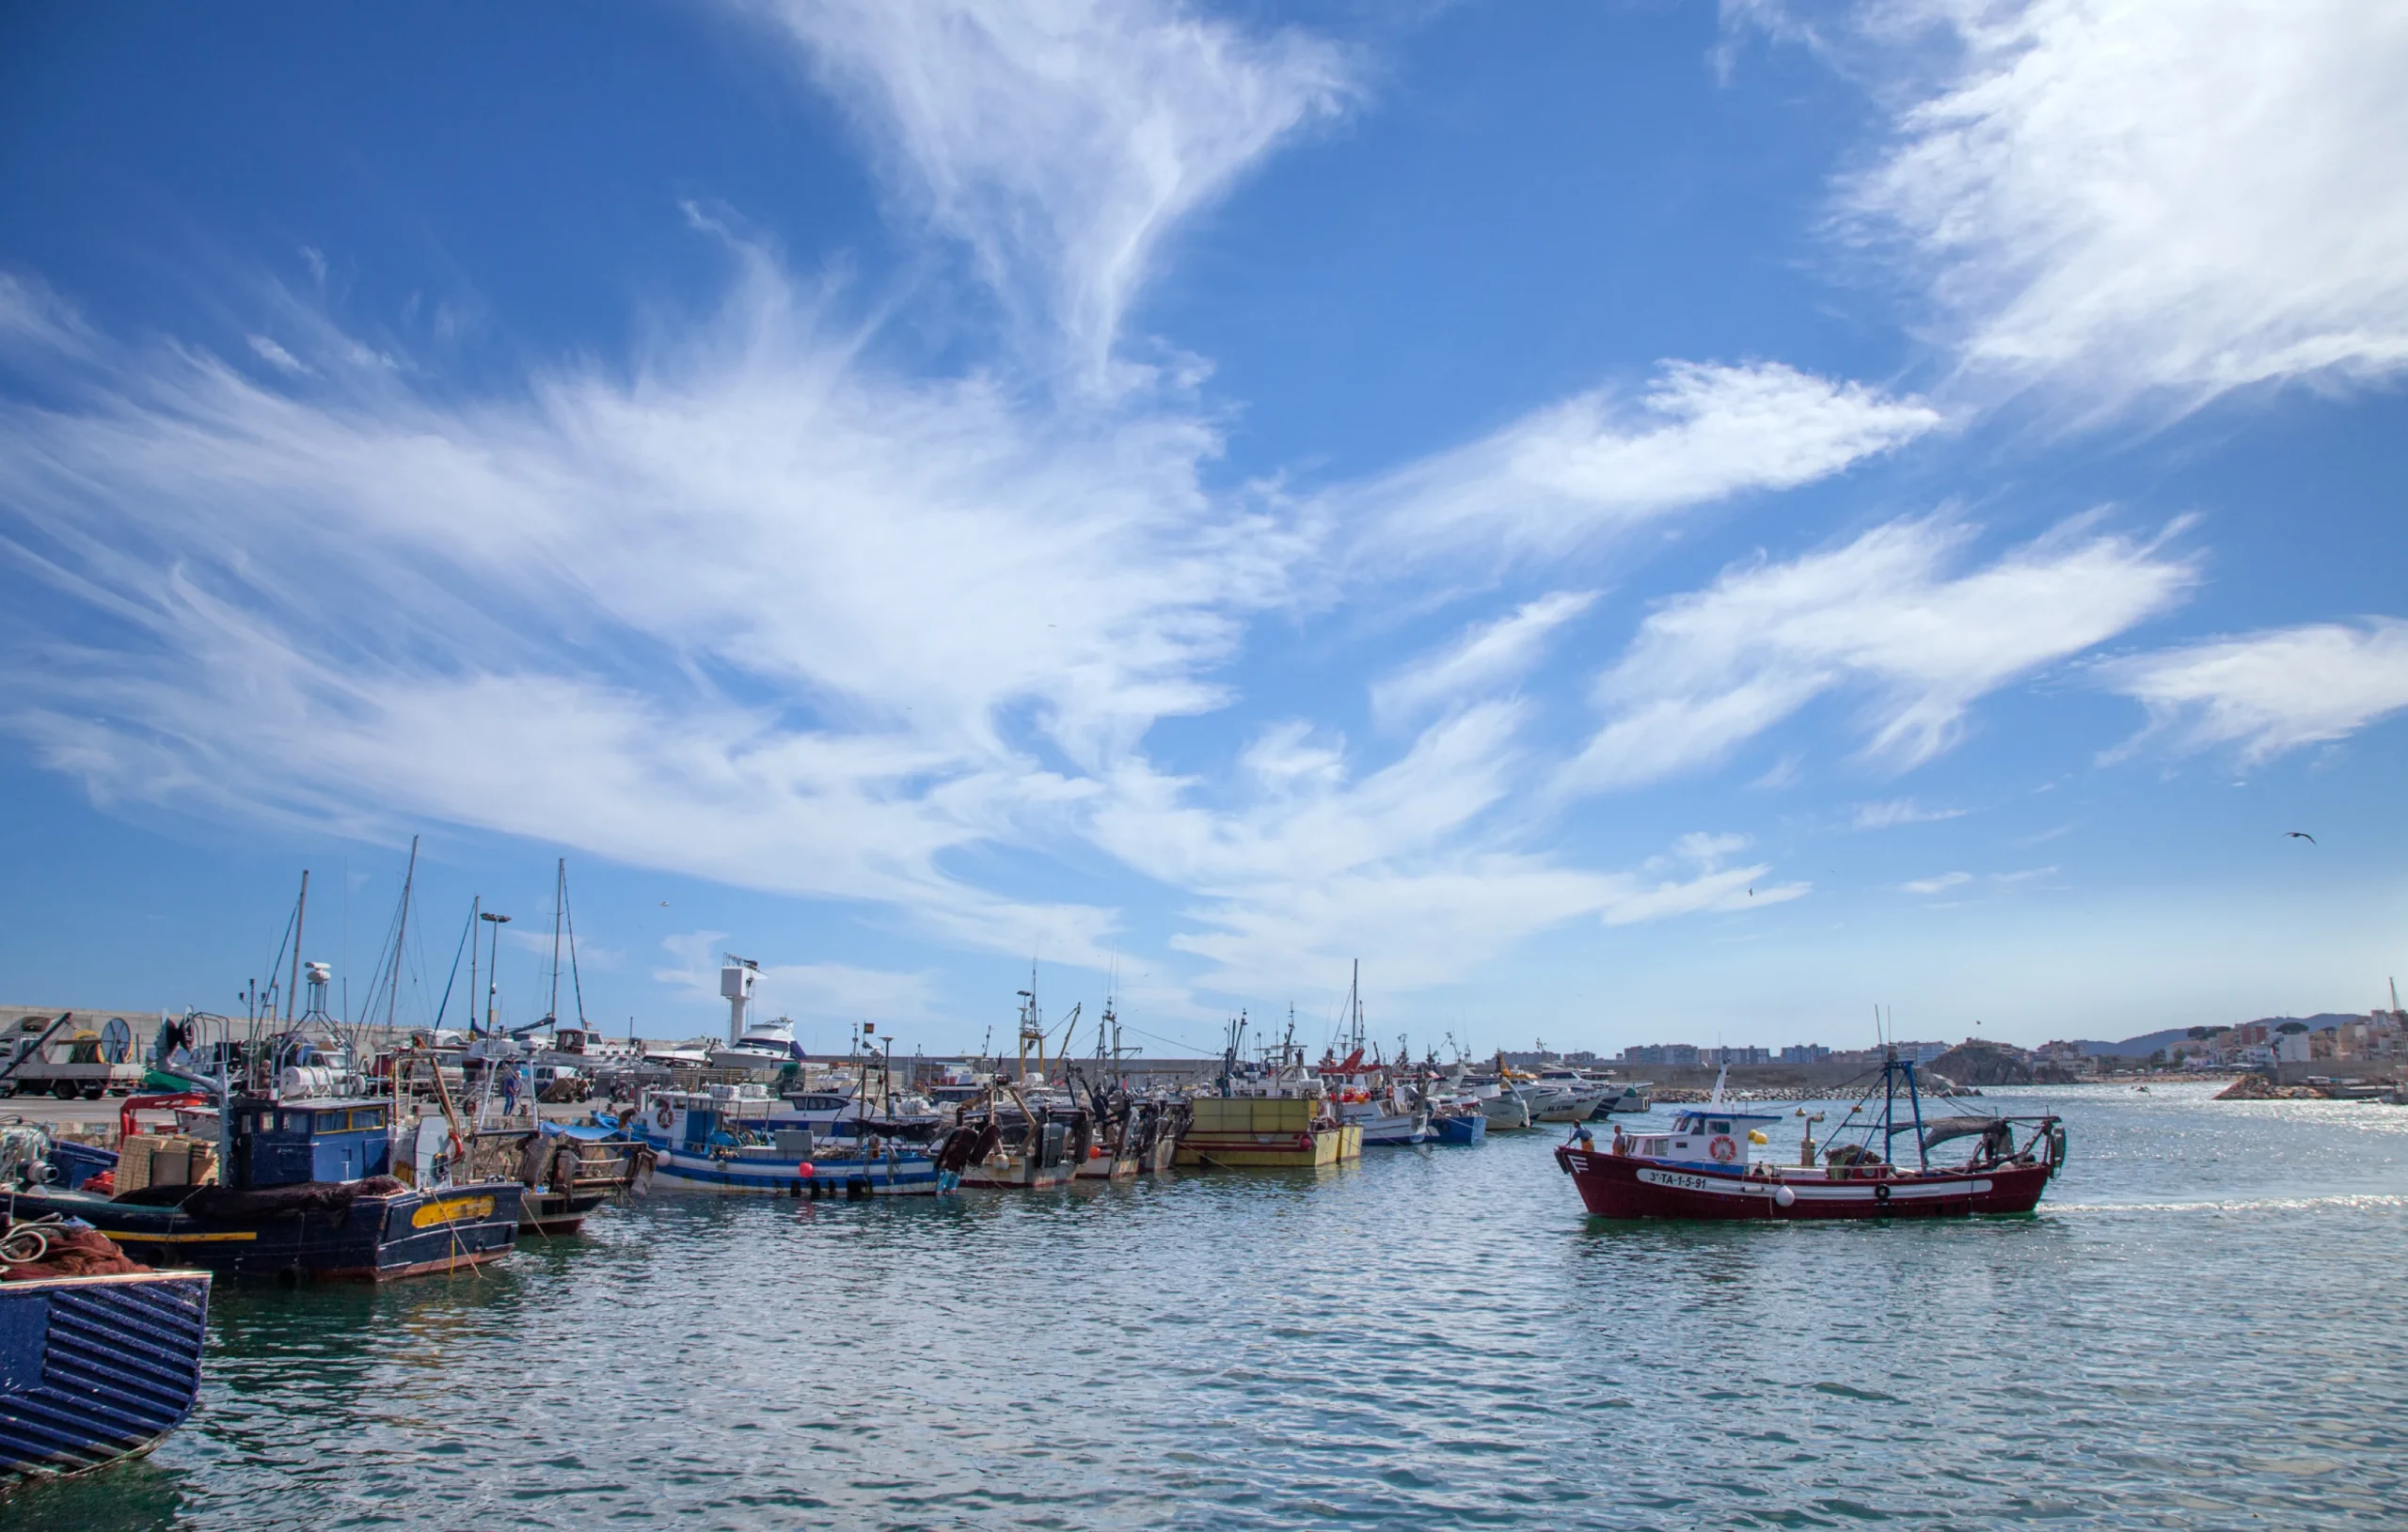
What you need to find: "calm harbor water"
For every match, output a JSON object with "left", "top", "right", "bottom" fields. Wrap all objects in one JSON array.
[{"left": 14, "top": 1082, "right": 2408, "bottom": 1531}]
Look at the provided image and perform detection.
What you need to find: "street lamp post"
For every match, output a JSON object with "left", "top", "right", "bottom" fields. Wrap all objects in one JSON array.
[{"left": 481, "top": 911, "right": 512, "bottom": 1034}]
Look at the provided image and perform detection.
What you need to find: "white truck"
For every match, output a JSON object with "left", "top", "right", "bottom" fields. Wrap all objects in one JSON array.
[{"left": 0, "top": 1013, "right": 150, "bottom": 1100}]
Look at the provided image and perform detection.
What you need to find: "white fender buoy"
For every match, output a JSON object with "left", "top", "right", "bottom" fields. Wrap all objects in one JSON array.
[{"left": 1774, "top": 1185, "right": 1797, "bottom": 1208}]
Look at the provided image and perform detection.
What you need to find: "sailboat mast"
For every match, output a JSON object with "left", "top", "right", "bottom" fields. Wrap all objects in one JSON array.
[
  {"left": 549, "top": 857, "right": 564, "bottom": 1025},
  {"left": 386, "top": 836, "right": 419, "bottom": 1034},
  {"left": 467, "top": 894, "right": 481, "bottom": 1038},
  {"left": 286, "top": 870, "right": 309, "bottom": 1024}
]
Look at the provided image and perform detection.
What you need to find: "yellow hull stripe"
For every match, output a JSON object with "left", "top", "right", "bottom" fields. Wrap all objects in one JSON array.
[{"left": 121, "top": 1230, "right": 259, "bottom": 1243}]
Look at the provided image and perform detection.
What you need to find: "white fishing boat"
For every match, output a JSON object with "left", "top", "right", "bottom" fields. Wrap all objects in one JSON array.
[
  {"left": 1594, "top": 1081, "right": 1653, "bottom": 1116},
  {"left": 1529, "top": 1069, "right": 1613, "bottom": 1122},
  {"left": 1475, "top": 1081, "right": 1534, "bottom": 1129},
  {"left": 1316, "top": 963, "right": 1432, "bottom": 1145}
]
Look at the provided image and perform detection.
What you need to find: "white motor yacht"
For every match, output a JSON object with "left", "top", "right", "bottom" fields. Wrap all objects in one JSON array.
[
  {"left": 1528, "top": 1068, "right": 1614, "bottom": 1122},
  {"left": 707, "top": 1016, "right": 800, "bottom": 1072}
]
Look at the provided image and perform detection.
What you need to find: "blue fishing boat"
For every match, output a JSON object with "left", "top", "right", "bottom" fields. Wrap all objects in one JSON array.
[
  {"left": 0, "top": 1246, "right": 209, "bottom": 1479},
  {"left": 620, "top": 1091, "right": 940, "bottom": 1197},
  {"left": 1431, "top": 1110, "right": 1488, "bottom": 1145},
  {"left": 12, "top": 1092, "right": 522, "bottom": 1281}
]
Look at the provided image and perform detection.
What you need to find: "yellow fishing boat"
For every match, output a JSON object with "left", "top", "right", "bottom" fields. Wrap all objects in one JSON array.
[{"left": 1175, "top": 1094, "right": 1361, "bottom": 1168}]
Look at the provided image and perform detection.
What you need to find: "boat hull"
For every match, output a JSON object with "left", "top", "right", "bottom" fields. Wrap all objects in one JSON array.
[
  {"left": 0, "top": 1270, "right": 211, "bottom": 1480},
  {"left": 1556, "top": 1147, "right": 2053, "bottom": 1220},
  {"left": 1530, "top": 1092, "right": 1610, "bottom": 1123},
  {"left": 1478, "top": 1095, "right": 1533, "bottom": 1129},
  {"left": 517, "top": 1189, "right": 609, "bottom": 1236},
  {"left": 1433, "top": 1113, "right": 1488, "bottom": 1145},
  {"left": 642, "top": 1145, "right": 938, "bottom": 1196},
  {"left": 13, "top": 1184, "right": 522, "bottom": 1281},
  {"left": 958, "top": 1154, "right": 1078, "bottom": 1190},
  {"left": 1176, "top": 1125, "right": 1361, "bottom": 1168},
  {"left": 1347, "top": 1110, "right": 1431, "bottom": 1146}
]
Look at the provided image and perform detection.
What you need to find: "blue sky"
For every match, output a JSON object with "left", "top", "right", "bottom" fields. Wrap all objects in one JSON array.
[{"left": 4, "top": 1, "right": 2405, "bottom": 1056}]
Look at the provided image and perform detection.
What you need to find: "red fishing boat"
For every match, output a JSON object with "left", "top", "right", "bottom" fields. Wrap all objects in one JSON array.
[{"left": 1555, "top": 1052, "right": 2066, "bottom": 1221}]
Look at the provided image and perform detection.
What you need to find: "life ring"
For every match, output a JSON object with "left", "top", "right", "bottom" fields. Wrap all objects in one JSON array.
[
  {"left": 1873, "top": 1182, "right": 1893, "bottom": 1205},
  {"left": 1707, "top": 1134, "right": 1738, "bottom": 1163},
  {"left": 655, "top": 1101, "right": 673, "bottom": 1130}
]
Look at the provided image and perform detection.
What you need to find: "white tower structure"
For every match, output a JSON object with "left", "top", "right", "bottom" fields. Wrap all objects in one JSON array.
[{"left": 721, "top": 956, "right": 760, "bottom": 1046}]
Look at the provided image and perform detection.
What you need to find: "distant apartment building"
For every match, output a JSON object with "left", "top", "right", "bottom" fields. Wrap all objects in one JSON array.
[
  {"left": 1779, "top": 1044, "right": 1830, "bottom": 1063},
  {"left": 1706, "top": 1045, "right": 1771, "bottom": 1066},
  {"left": 1897, "top": 1041, "right": 1950, "bottom": 1065},
  {"left": 1620, "top": 1043, "right": 1701, "bottom": 1067},
  {"left": 1497, "top": 1050, "right": 1604, "bottom": 1069}
]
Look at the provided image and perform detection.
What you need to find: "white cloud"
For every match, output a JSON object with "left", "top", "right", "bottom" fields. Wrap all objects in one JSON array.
[
  {"left": 1839, "top": 0, "right": 2408, "bottom": 408},
  {"left": 1563, "top": 513, "right": 2195, "bottom": 791},
  {"left": 1355, "top": 361, "right": 1942, "bottom": 564},
  {"left": 2100, "top": 619, "right": 2408, "bottom": 765},
  {"left": 1669, "top": 831, "right": 1751, "bottom": 869},
  {"left": 245, "top": 335, "right": 309, "bottom": 374},
  {"left": 747, "top": 0, "right": 1354, "bottom": 379},
  {"left": 1089, "top": 711, "right": 1804, "bottom": 991},
  {"left": 1369, "top": 590, "right": 1596, "bottom": 728},
  {"left": 1851, "top": 798, "right": 1966, "bottom": 830},
  {"left": 1901, "top": 871, "right": 1970, "bottom": 894},
  {"left": 0, "top": 242, "right": 1272, "bottom": 966}
]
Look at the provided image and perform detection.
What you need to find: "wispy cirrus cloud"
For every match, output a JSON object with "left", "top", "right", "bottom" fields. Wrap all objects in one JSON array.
[
  {"left": 746, "top": 0, "right": 1355, "bottom": 380},
  {"left": 2099, "top": 619, "right": 2408, "bottom": 766},
  {"left": 1830, "top": 0, "right": 2408, "bottom": 410},
  {"left": 1901, "top": 870, "right": 1970, "bottom": 895},
  {"left": 1353, "top": 360, "right": 1942, "bottom": 566},
  {"left": 1561, "top": 513, "right": 2196, "bottom": 792},
  {"left": 1851, "top": 798, "right": 1966, "bottom": 831},
  {"left": 1369, "top": 590, "right": 1597, "bottom": 729},
  {"left": 0, "top": 238, "right": 1261, "bottom": 966}
]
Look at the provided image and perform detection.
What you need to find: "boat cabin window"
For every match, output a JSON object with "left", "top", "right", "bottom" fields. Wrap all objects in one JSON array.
[{"left": 1709, "top": 1119, "right": 1731, "bottom": 1134}]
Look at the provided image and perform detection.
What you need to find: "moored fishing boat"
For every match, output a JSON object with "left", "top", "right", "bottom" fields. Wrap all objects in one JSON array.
[
  {"left": 624, "top": 1087, "right": 939, "bottom": 1197},
  {"left": 1528, "top": 1069, "right": 1614, "bottom": 1123},
  {"left": 0, "top": 1218, "right": 210, "bottom": 1481},
  {"left": 1178, "top": 1022, "right": 1360, "bottom": 1169},
  {"left": 11, "top": 1090, "right": 523, "bottom": 1280},
  {"left": 1428, "top": 1098, "right": 1488, "bottom": 1145},
  {"left": 1555, "top": 1053, "right": 2065, "bottom": 1221},
  {"left": 1592, "top": 1081, "right": 1652, "bottom": 1116}
]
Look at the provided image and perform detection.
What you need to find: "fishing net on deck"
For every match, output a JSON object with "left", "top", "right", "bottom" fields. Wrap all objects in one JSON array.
[{"left": 2, "top": 1221, "right": 148, "bottom": 1278}]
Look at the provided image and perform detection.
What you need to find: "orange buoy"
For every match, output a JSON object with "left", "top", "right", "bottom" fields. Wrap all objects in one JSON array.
[{"left": 796, "top": 1161, "right": 816, "bottom": 1178}]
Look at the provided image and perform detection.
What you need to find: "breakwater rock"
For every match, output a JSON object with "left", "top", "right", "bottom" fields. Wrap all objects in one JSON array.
[{"left": 1930, "top": 1040, "right": 2035, "bottom": 1087}]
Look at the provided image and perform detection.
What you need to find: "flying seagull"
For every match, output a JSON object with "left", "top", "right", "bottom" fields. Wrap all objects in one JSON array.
[{"left": 2286, "top": 831, "right": 2316, "bottom": 844}]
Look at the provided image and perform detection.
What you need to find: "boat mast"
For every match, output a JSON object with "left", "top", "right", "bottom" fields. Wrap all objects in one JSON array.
[
  {"left": 286, "top": 869, "right": 309, "bottom": 1024},
  {"left": 385, "top": 836, "right": 419, "bottom": 1035},
  {"left": 467, "top": 895, "right": 482, "bottom": 1038},
  {"left": 1348, "top": 960, "right": 1365, "bottom": 1058},
  {"left": 561, "top": 862, "right": 588, "bottom": 1029},
  {"left": 548, "top": 857, "right": 564, "bottom": 1028}
]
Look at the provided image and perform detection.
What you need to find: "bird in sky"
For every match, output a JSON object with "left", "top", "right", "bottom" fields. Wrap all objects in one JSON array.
[{"left": 2286, "top": 831, "right": 2317, "bottom": 844}]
